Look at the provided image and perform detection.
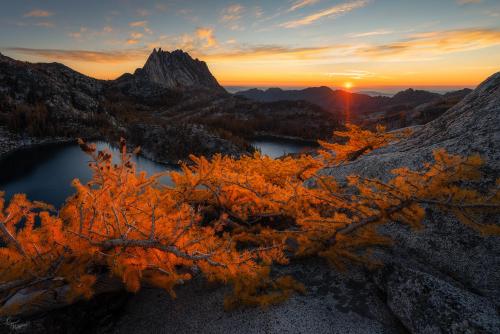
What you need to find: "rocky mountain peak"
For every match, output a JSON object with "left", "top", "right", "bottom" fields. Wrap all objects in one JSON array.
[{"left": 135, "top": 48, "right": 225, "bottom": 93}]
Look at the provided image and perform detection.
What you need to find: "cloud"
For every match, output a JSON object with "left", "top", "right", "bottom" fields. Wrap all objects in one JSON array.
[
  {"left": 136, "top": 9, "right": 150, "bottom": 17},
  {"left": 129, "top": 20, "right": 153, "bottom": 34},
  {"left": 155, "top": 3, "right": 168, "bottom": 12},
  {"left": 254, "top": 6, "right": 264, "bottom": 18},
  {"left": 129, "top": 20, "right": 148, "bottom": 27},
  {"left": 4, "top": 47, "right": 149, "bottom": 63},
  {"left": 280, "top": 0, "right": 369, "bottom": 28},
  {"left": 34, "top": 21, "right": 55, "bottom": 28},
  {"left": 177, "top": 8, "right": 192, "bottom": 16},
  {"left": 68, "top": 27, "right": 88, "bottom": 39},
  {"left": 126, "top": 31, "right": 145, "bottom": 45},
  {"left": 3, "top": 44, "right": 340, "bottom": 69},
  {"left": 200, "top": 45, "right": 341, "bottom": 63},
  {"left": 326, "top": 70, "right": 375, "bottom": 79},
  {"left": 288, "top": 0, "right": 320, "bottom": 12},
  {"left": 457, "top": 0, "right": 481, "bottom": 4},
  {"left": 196, "top": 27, "right": 218, "bottom": 48},
  {"left": 130, "top": 32, "right": 144, "bottom": 39},
  {"left": 220, "top": 4, "right": 245, "bottom": 30},
  {"left": 349, "top": 29, "right": 393, "bottom": 38},
  {"left": 24, "top": 9, "right": 54, "bottom": 18},
  {"left": 67, "top": 26, "right": 114, "bottom": 39},
  {"left": 147, "top": 28, "right": 220, "bottom": 52},
  {"left": 356, "top": 28, "right": 500, "bottom": 58}
]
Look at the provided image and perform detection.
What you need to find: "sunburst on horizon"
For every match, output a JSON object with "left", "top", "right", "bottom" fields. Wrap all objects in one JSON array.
[{"left": 343, "top": 82, "right": 354, "bottom": 90}]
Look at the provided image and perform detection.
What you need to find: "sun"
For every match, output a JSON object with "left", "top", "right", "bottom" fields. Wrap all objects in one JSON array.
[{"left": 343, "top": 82, "right": 353, "bottom": 90}]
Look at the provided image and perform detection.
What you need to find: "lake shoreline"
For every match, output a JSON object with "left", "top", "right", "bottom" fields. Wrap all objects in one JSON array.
[
  {"left": 0, "top": 127, "right": 76, "bottom": 162},
  {"left": 252, "top": 133, "right": 320, "bottom": 146},
  {"left": 0, "top": 128, "right": 183, "bottom": 169}
]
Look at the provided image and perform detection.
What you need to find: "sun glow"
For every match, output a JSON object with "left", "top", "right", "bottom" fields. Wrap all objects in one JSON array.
[{"left": 343, "top": 82, "right": 353, "bottom": 90}]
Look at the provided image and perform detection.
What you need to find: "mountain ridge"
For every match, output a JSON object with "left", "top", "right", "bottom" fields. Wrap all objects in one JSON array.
[{"left": 236, "top": 85, "right": 472, "bottom": 128}]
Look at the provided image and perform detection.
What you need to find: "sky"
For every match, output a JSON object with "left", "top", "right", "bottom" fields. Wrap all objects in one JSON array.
[{"left": 0, "top": 0, "right": 499, "bottom": 90}]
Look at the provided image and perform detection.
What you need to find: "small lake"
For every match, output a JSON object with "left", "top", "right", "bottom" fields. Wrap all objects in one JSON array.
[
  {"left": 0, "top": 138, "right": 317, "bottom": 208},
  {"left": 0, "top": 142, "right": 174, "bottom": 208},
  {"left": 251, "top": 137, "right": 317, "bottom": 158}
]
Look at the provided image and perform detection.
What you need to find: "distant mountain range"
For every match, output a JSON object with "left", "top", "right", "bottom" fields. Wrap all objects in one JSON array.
[{"left": 235, "top": 86, "right": 472, "bottom": 129}]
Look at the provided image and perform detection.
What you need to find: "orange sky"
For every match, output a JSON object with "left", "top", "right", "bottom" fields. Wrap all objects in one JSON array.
[{"left": 2, "top": 1, "right": 499, "bottom": 89}]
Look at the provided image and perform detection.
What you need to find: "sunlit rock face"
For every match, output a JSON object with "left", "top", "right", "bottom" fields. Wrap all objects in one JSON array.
[{"left": 134, "top": 48, "right": 225, "bottom": 93}]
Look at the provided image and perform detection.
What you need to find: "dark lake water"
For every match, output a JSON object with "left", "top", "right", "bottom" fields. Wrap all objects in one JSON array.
[
  {"left": 251, "top": 137, "right": 317, "bottom": 158},
  {"left": 0, "top": 139, "right": 316, "bottom": 208},
  {"left": 0, "top": 142, "right": 174, "bottom": 208}
]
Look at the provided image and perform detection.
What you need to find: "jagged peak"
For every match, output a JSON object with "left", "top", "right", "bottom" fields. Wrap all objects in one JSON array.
[{"left": 133, "top": 48, "right": 225, "bottom": 93}]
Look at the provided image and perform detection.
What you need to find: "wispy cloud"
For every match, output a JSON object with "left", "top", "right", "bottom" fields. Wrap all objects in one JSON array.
[
  {"left": 34, "top": 21, "right": 55, "bottom": 28},
  {"left": 356, "top": 28, "right": 500, "bottom": 58},
  {"left": 68, "top": 26, "right": 114, "bottom": 40},
  {"left": 68, "top": 27, "right": 88, "bottom": 39},
  {"left": 24, "top": 9, "right": 54, "bottom": 18},
  {"left": 220, "top": 4, "right": 245, "bottom": 30},
  {"left": 155, "top": 3, "right": 168, "bottom": 12},
  {"left": 201, "top": 45, "right": 341, "bottom": 62},
  {"left": 6, "top": 27, "right": 499, "bottom": 77},
  {"left": 196, "top": 27, "right": 218, "bottom": 48},
  {"left": 126, "top": 31, "right": 145, "bottom": 45},
  {"left": 326, "top": 70, "right": 375, "bottom": 79},
  {"left": 349, "top": 29, "right": 393, "bottom": 38},
  {"left": 129, "top": 20, "right": 148, "bottom": 27},
  {"left": 136, "top": 9, "right": 150, "bottom": 17},
  {"left": 4, "top": 47, "right": 149, "bottom": 63},
  {"left": 130, "top": 32, "right": 144, "bottom": 39},
  {"left": 254, "top": 6, "right": 264, "bottom": 18},
  {"left": 129, "top": 21, "right": 153, "bottom": 35},
  {"left": 457, "top": 0, "right": 481, "bottom": 4},
  {"left": 280, "top": 0, "right": 369, "bottom": 28},
  {"left": 288, "top": 0, "right": 320, "bottom": 12}
]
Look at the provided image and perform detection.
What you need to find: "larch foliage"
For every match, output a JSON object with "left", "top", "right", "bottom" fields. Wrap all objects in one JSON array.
[
  {"left": 0, "top": 125, "right": 499, "bottom": 315},
  {"left": 318, "top": 124, "right": 411, "bottom": 165}
]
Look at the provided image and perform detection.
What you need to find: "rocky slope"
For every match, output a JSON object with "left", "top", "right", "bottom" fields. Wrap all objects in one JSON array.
[{"left": 0, "top": 53, "right": 105, "bottom": 137}]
